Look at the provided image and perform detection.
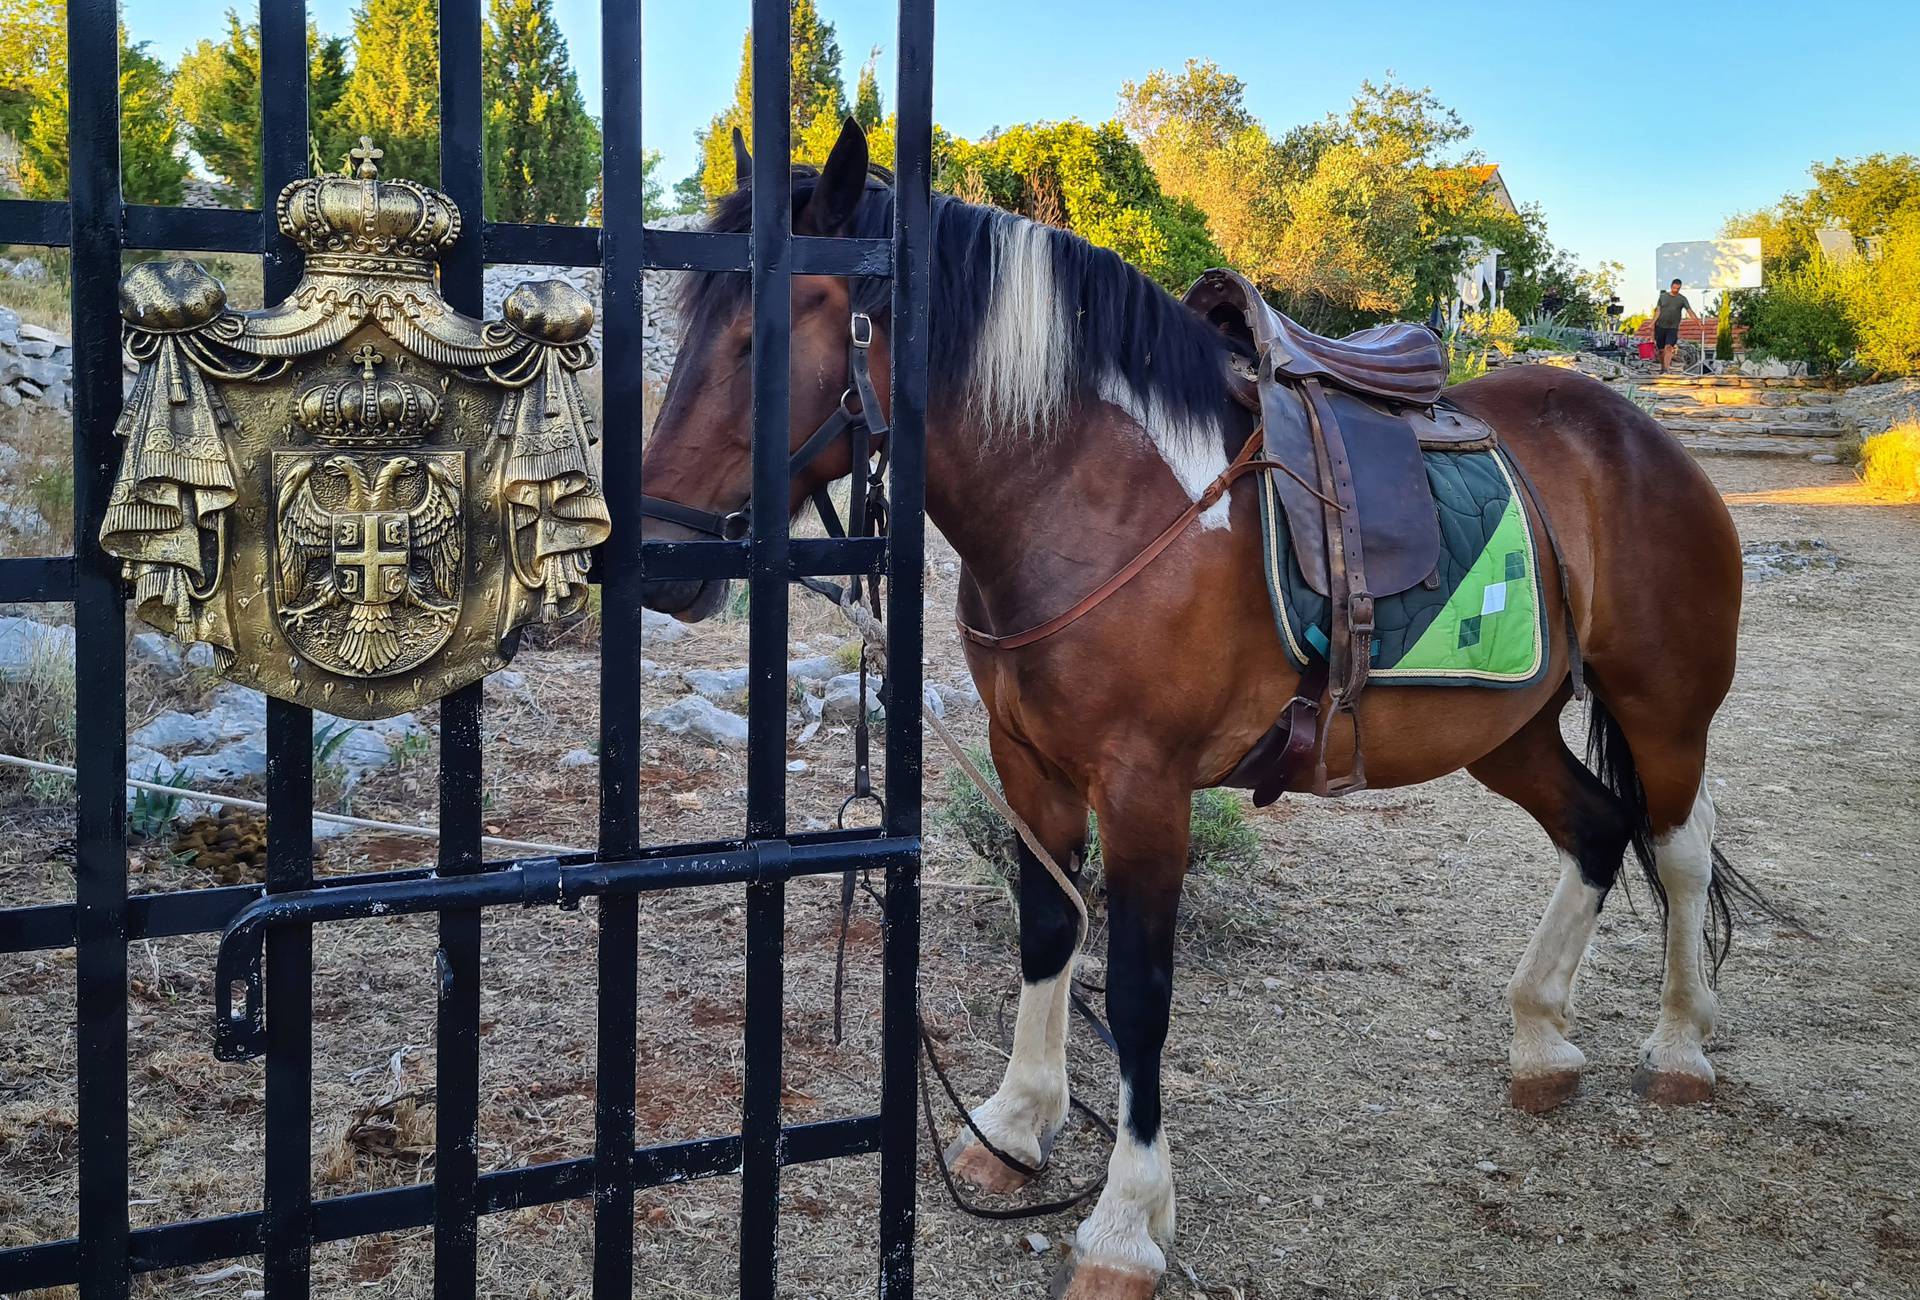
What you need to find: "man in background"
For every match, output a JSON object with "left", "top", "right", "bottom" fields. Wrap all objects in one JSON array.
[{"left": 1654, "top": 278, "right": 1700, "bottom": 373}]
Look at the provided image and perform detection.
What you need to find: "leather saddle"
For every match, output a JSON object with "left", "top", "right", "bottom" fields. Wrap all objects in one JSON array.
[{"left": 1184, "top": 268, "right": 1498, "bottom": 798}]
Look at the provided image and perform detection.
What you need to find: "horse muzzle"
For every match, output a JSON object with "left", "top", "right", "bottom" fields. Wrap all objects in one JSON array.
[{"left": 638, "top": 575, "right": 731, "bottom": 622}]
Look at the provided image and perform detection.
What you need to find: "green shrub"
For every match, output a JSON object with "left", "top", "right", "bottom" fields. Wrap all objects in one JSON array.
[
  {"left": 1446, "top": 337, "right": 1490, "bottom": 385},
  {"left": 1736, "top": 259, "right": 1859, "bottom": 373},
  {"left": 932, "top": 745, "right": 1262, "bottom": 881},
  {"left": 1715, "top": 306, "right": 1735, "bottom": 362},
  {"left": 1852, "top": 210, "right": 1920, "bottom": 378},
  {"left": 1859, "top": 423, "right": 1920, "bottom": 498}
]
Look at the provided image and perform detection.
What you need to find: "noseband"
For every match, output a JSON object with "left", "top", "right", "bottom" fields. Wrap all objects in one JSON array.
[{"left": 639, "top": 311, "right": 890, "bottom": 547}]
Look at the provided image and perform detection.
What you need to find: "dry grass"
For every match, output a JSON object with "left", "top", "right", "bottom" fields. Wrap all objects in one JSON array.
[
  {"left": 0, "top": 640, "right": 75, "bottom": 801},
  {"left": 1858, "top": 422, "right": 1920, "bottom": 499}
]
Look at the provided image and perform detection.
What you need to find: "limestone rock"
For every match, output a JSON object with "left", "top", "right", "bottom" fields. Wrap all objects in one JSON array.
[
  {"left": 130, "top": 631, "right": 184, "bottom": 673},
  {"left": 684, "top": 665, "right": 749, "bottom": 704},
  {"left": 644, "top": 693, "right": 749, "bottom": 748},
  {"left": 0, "top": 615, "right": 74, "bottom": 678},
  {"left": 821, "top": 671, "right": 882, "bottom": 723}
]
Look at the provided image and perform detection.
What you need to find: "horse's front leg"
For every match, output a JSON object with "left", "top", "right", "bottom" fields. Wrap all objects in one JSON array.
[
  {"left": 1060, "top": 778, "right": 1188, "bottom": 1299},
  {"left": 948, "top": 735, "right": 1089, "bottom": 1193}
]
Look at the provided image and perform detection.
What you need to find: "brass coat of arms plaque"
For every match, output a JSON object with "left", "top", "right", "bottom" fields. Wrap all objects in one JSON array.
[{"left": 101, "top": 140, "right": 611, "bottom": 719}]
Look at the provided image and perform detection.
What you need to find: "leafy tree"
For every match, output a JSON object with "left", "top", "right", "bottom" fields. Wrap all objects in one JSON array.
[
  {"left": 1120, "top": 67, "right": 1517, "bottom": 330},
  {"left": 939, "top": 119, "right": 1222, "bottom": 294},
  {"left": 1726, "top": 153, "right": 1920, "bottom": 272},
  {"left": 172, "top": 12, "right": 355, "bottom": 201},
  {"left": 335, "top": 0, "right": 441, "bottom": 182},
  {"left": 481, "top": 0, "right": 600, "bottom": 222},
  {"left": 852, "top": 47, "right": 883, "bottom": 130},
  {"left": 1851, "top": 208, "right": 1920, "bottom": 377},
  {"left": 0, "top": 1, "right": 189, "bottom": 203},
  {"left": 696, "top": 1, "right": 851, "bottom": 199}
]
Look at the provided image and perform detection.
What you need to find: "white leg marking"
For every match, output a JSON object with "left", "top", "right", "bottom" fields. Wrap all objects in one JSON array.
[
  {"left": 957, "top": 970, "right": 1072, "bottom": 1165},
  {"left": 1508, "top": 850, "right": 1603, "bottom": 1079},
  {"left": 1072, "top": 1083, "right": 1175, "bottom": 1278},
  {"left": 1096, "top": 369, "right": 1233, "bottom": 531},
  {"left": 1642, "top": 784, "right": 1719, "bottom": 1082}
]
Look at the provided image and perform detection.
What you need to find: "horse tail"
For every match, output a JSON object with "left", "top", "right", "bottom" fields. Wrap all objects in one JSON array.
[{"left": 1585, "top": 694, "right": 1807, "bottom": 978}]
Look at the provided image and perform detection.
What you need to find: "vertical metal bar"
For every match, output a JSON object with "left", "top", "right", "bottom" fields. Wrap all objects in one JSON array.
[
  {"left": 740, "top": 0, "right": 792, "bottom": 1294},
  {"left": 258, "top": 7, "right": 314, "bottom": 1294},
  {"left": 878, "top": 1, "right": 934, "bottom": 1292},
  {"left": 593, "top": 0, "right": 645, "bottom": 1294},
  {"left": 433, "top": 6, "right": 486, "bottom": 1295},
  {"left": 68, "top": 1, "right": 128, "bottom": 1295}
]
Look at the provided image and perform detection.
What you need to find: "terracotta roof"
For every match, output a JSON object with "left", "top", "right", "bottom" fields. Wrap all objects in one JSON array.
[{"left": 1466, "top": 163, "right": 1501, "bottom": 185}]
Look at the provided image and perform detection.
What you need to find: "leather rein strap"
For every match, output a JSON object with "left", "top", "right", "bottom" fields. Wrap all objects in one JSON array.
[{"left": 957, "top": 424, "right": 1336, "bottom": 651}]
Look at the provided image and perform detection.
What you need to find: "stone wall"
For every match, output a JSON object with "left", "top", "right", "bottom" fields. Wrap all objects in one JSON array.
[{"left": 0, "top": 306, "right": 72, "bottom": 413}]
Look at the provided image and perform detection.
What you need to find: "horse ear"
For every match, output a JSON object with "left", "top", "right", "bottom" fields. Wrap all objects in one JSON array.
[
  {"left": 801, "top": 118, "right": 870, "bottom": 236},
  {"left": 731, "top": 127, "right": 752, "bottom": 187}
]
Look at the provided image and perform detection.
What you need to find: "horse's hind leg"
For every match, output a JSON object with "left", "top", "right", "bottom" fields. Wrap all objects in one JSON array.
[
  {"left": 1467, "top": 686, "right": 1634, "bottom": 1113},
  {"left": 947, "top": 733, "right": 1089, "bottom": 1194},
  {"left": 1593, "top": 694, "right": 1722, "bottom": 1104}
]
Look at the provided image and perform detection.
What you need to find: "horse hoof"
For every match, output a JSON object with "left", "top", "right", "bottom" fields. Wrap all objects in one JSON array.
[
  {"left": 1050, "top": 1254, "right": 1160, "bottom": 1300},
  {"left": 1632, "top": 1066, "right": 1714, "bottom": 1105},
  {"left": 1510, "top": 1069, "right": 1581, "bottom": 1114},
  {"left": 948, "top": 1140, "right": 1033, "bottom": 1194}
]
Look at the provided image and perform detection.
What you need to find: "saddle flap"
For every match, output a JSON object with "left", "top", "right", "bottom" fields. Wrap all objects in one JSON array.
[{"left": 1255, "top": 381, "right": 1442, "bottom": 600}]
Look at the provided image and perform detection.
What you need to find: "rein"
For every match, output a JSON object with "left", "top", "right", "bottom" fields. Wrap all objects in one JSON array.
[{"left": 955, "top": 425, "right": 1338, "bottom": 652}]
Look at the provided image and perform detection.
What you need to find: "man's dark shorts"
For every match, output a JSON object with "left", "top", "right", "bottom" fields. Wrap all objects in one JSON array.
[{"left": 1654, "top": 325, "right": 1679, "bottom": 349}]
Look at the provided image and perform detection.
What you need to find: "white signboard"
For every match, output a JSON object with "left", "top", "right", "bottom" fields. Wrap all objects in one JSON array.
[
  {"left": 1656, "top": 238, "right": 1763, "bottom": 310},
  {"left": 1816, "top": 228, "right": 1858, "bottom": 263}
]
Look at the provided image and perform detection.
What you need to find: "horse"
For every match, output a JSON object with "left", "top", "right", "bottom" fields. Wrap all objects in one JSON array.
[{"left": 637, "top": 120, "right": 1761, "bottom": 1298}]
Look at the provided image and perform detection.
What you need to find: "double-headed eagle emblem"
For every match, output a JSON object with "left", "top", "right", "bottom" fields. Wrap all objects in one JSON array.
[{"left": 100, "top": 140, "right": 611, "bottom": 718}]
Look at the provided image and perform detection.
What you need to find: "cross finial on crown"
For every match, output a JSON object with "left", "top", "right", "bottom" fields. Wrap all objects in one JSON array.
[
  {"left": 350, "top": 136, "right": 384, "bottom": 180},
  {"left": 351, "top": 343, "right": 385, "bottom": 378}
]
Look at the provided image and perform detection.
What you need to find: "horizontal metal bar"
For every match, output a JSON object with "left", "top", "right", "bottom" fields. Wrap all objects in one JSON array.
[
  {"left": 484, "top": 221, "right": 600, "bottom": 267},
  {"left": 632, "top": 536, "right": 886, "bottom": 582},
  {"left": 638, "top": 228, "right": 890, "bottom": 278},
  {"left": 213, "top": 836, "right": 918, "bottom": 1059},
  {"left": 0, "top": 1116, "right": 880, "bottom": 1291},
  {"left": 793, "top": 236, "right": 893, "bottom": 277},
  {"left": 0, "top": 554, "right": 76, "bottom": 602},
  {"left": 0, "top": 198, "right": 72, "bottom": 246},
  {"left": 122, "top": 204, "right": 264, "bottom": 254},
  {"left": 0, "top": 826, "right": 905, "bottom": 955}
]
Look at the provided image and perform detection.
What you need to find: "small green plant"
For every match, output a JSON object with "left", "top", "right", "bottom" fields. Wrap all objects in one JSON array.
[
  {"left": 1446, "top": 336, "right": 1490, "bottom": 386},
  {"left": 933, "top": 746, "right": 1262, "bottom": 881},
  {"left": 128, "top": 765, "right": 190, "bottom": 840},
  {"left": 723, "top": 583, "right": 751, "bottom": 622},
  {"left": 1519, "top": 310, "right": 1587, "bottom": 351},
  {"left": 389, "top": 729, "right": 431, "bottom": 769},
  {"left": 26, "top": 465, "right": 75, "bottom": 547},
  {"left": 831, "top": 640, "right": 865, "bottom": 672},
  {"left": 313, "top": 718, "right": 360, "bottom": 810},
  {"left": 1859, "top": 423, "right": 1920, "bottom": 498}
]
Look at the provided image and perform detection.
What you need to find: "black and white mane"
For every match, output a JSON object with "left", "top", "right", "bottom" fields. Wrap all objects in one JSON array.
[{"left": 680, "top": 170, "right": 1245, "bottom": 523}]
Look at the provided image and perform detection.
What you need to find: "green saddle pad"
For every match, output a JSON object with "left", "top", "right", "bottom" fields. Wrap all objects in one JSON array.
[{"left": 1257, "top": 446, "right": 1548, "bottom": 688}]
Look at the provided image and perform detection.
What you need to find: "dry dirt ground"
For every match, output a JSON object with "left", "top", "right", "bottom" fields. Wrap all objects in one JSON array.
[{"left": 2, "top": 453, "right": 1917, "bottom": 1299}]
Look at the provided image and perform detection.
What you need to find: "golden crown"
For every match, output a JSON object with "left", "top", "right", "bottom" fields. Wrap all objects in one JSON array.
[
  {"left": 294, "top": 344, "right": 447, "bottom": 448},
  {"left": 276, "top": 137, "right": 461, "bottom": 265}
]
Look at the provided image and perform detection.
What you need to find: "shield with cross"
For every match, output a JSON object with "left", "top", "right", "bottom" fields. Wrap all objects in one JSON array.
[{"left": 100, "top": 139, "right": 610, "bottom": 719}]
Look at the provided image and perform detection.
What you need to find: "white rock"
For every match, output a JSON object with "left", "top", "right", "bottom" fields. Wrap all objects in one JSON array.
[
  {"left": 0, "top": 305, "right": 18, "bottom": 348},
  {"left": 641, "top": 606, "right": 691, "bottom": 644},
  {"left": 483, "top": 668, "right": 533, "bottom": 705},
  {"left": 0, "top": 501, "right": 48, "bottom": 536},
  {"left": 560, "top": 747, "right": 597, "bottom": 769},
  {"left": 130, "top": 631, "right": 183, "bottom": 672},
  {"left": 786, "top": 654, "right": 841, "bottom": 684},
  {"left": 920, "top": 681, "right": 944, "bottom": 719},
  {"left": 643, "top": 694, "right": 748, "bottom": 748},
  {"left": 7, "top": 257, "right": 48, "bottom": 283},
  {"left": 786, "top": 759, "right": 808, "bottom": 774},
  {"left": 1023, "top": 1232, "right": 1049, "bottom": 1255},
  {"left": 0, "top": 615, "right": 74, "bottom": 678},
  {"left": 184, "top": 643, "right": 218, "bottom": 671},
  {"left": 14, "top": 338, "right": 55, "bottom": 360},
  {"left": 684, "top": 665, "right": 749, "bottom": 703},
  {"left": 820, "top": 672, "right": 882, "bottom": 723}
]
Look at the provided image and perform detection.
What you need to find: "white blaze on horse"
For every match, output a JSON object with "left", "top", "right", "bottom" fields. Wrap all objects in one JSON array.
[{"left": 638, "top": 120, "right": 1782, "bottom": 1298}]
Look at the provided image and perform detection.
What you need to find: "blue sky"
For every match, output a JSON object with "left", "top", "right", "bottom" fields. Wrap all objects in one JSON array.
[{"left": 131, "top": 0, "right": 1920, "bottom": 312}]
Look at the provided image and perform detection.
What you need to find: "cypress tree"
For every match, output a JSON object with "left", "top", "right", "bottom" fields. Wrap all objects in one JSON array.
[
  {"left": 696, "top": 1, "right": 850, "bottom": 199},
  {"left": 335, "top": 0, "right": 441, "bottom": 183},
  {"left": 481, "top": 0, "right": 600, "bottom": 223},
  {"left": 853, "top": 47, "right": 883, "bottom": 130}
]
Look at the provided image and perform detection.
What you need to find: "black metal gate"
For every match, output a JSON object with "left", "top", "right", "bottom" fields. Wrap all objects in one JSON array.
[{"left": 0, "top": 0, "right": 933, "bottom": 1294}]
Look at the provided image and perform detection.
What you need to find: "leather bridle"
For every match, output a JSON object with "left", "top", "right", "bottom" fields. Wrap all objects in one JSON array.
[{"left": 639, "top": 311, "right": 890, "bottom": 552}]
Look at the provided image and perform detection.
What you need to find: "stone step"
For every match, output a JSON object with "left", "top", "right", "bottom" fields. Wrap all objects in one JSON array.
[
  {"left": 1633, "top": 374, "right": 1824, "bottom": 390},
  {"left": 1651, "top": 403, "right": 1846, "bottom": 424},
  {"left": 1659, "top": 417, "right": 1848, "bottom": 438},
  {"left": 1672, "top": 432, "right": 1846, "bottom": 459},
  {"left": 1642, "top": 388, "right": 1838, "bottom": 408}
]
